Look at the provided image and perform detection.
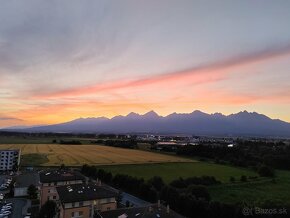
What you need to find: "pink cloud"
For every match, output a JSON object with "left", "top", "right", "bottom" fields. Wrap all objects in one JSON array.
[{"left": 33, "top": 44, "right": 290, "bottom": 99}]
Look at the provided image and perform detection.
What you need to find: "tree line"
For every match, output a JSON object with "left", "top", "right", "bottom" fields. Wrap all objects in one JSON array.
[
  {"left": 92, "top": 139, "right": 138, "bottom": 149},
  {"left": 81, "top": 165, "right": 246, "bottom": 218},
  {"left": 176, "top": 141, "right": 289, "bottom": 174}
]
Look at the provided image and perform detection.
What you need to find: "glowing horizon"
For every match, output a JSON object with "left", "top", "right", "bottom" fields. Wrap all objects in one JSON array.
[{"left": 0, "top": 1, "right": 290, "bottom": 128}]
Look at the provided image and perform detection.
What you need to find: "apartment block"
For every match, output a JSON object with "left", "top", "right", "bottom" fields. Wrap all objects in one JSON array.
[
  {"left": 57, "top": 183, "right": 118, "bottom": 218},
  {"left": 39, "top": 170, "right": 85, "bottom": 206},
  {"left": 0, "top": 149, "right": 21, "bottom": 171}
]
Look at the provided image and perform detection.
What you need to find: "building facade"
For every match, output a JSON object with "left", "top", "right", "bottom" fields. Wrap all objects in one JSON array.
[
  {"left": 39, "top": 170, "right": 85, "bottom": 206},
  {"left": 0, "top": 149, "right": 21, "bottom": 171},
  {"left": 57, "top": 183, "right": 118, "bottom": 218}
]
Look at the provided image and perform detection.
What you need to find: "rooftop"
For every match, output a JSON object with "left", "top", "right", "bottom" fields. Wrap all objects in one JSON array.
[
  {"left": 57, "top": 183, "right": 119, "bottom": 203},
  {"left": 0, "top": 149, "right": 20, "bottom": 152},
  {"left": 39, "top": 170, "right": 85, "bottom": 183},
  {"left": 99, "top": 204, "right": 184, "bottom": 218},
  {"left": 15, "top": 172, "right": 40, "bottom": 188}
]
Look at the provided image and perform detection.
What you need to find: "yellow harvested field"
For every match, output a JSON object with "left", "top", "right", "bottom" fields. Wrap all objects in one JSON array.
[{"left": 0, "top": 144, "right": 194, "bottom": 166}]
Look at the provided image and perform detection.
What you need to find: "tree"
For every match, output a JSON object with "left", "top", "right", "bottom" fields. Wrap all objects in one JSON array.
[
  {"left": 139, "top": 183, "right": 158, "bottom": 202},
  {"left": 229, "top": 177, "right": 235, "bottom": 183},
  {"left": 187, "top": 185, "right": 210, "bottom": 201},
  {"left": 12, "top": 163, "right": 18, "bottom": 172},
  {"left": 60, "top": 164, "right": 66, "bottom": 170},
  {"left": 27, "top": 184, "right": 38, "bottom": 199},
  {"left": 148, "top": 176, "right": 165, "bottom": 191},
  {"left": 240, "top": 175, "right": 247, "bottom": 182},
  {"left": 39, "top": 200, "right": 57, "bottom": 218},
  {"left": 258, "top": 165, "right": 275, "bottom": 177}
]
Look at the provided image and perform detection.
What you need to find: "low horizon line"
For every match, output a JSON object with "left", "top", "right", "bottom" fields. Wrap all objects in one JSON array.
[{"left": 1, "top": 109, "right": 288, "bottom": 130}]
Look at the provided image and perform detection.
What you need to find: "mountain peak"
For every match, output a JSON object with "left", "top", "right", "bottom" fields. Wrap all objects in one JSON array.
[
  {"left": 191, "top": 110, "right": 208, "bottom": 116},
  {"left": 127, "top": 112, "right": 140, "bottom": 117},
  {"left": 212, "top": 112, "right": 224, "bottom": 117},
  {"left": 143, "top": 110, "right": 159, "bottom": 118}
]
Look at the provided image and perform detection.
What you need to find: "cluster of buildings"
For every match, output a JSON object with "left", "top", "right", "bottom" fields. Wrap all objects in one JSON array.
[
  {"left": 13, "top": 169, "right": 119, "bottom": 217},
  {"left": 39, "top": 170, "right": 119, "bottom": 218},
  {"left": 1, "top": 149, "right": 182, "bottom": 218},
  {"left": 13, "top": 170, "right": 181, "bottom": 217}
]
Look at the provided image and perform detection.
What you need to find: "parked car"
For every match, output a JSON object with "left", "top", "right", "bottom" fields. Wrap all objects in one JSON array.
[
  {"left": 1, "top": 206, "right": 11, "bottom": 210},
  {"left": 0, "top": 210, "right": 11, "bottom": 216}
]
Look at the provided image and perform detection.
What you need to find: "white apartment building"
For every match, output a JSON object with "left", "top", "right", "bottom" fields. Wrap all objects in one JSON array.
[{"left": 0, "top": 150, "right": 21, "bottom": 171}]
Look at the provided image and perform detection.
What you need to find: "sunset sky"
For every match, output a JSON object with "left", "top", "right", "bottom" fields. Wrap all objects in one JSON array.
[{"left": 0, "top": 0, "right": 290, "bottom": 127}]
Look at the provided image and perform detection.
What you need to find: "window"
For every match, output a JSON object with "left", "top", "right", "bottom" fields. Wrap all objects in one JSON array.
[
  {"left": 71, "top": 212, "right": 75, "bottom": 217},
  {"left": 79, "top": 201, "right": 83, "bottom": 207},
  {"left": 79, "top": 211, "right": 83, "bottom": 216},
  {"left": 107, "top": 207, "right": 111, "bottom": 210},
  {"left": 53, "top": 196, "right": 56, "bottom": 200}
]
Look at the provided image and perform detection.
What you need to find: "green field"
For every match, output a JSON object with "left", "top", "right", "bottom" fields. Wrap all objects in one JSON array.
[
  {"left": 100, "top": 162, "right": 290, "bottom": 206},
  {"left": 209, "top": 170, "right": 290, "bottom": 206},
  {"left": 100, "top": 162, "right": 257, "bottom": 183},
  {"left": 21, "top": 153, "right": 49, "bottom": 166}
]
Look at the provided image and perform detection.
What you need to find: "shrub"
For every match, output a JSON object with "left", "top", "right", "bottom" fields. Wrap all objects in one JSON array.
[
  {"left": 258, "top": 165, "right": 275, "bottom": 177},
  {"left": 240, "top": 175, "right": 247, "bottom": 182},
  {"left": 187, "top": 185, "right": 211, "bottom": 201},
  {"left": 229, "top": 177, "right": 235, "bottom": 183},
  {"left": 148, "top": 176, "right": 165, "bottom": 191}
]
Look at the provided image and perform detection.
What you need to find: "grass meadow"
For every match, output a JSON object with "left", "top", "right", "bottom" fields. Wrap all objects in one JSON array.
[
  {"left": 100, "top": 162, "right": 258, "bottom": 183},
  {"left": 100, "top": 162, "right": 290, "bottom": 206},
  {"left": 209, "top": 170, "right": 290, "bottom": 206}
]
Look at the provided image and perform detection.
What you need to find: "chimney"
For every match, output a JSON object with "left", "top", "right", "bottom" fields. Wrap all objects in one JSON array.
[
  {"left": 148, "top": 206, "right": 153, "bottom": 212},
  {"left": 157, "top": 200, "right": 160, "bottom": 208},
  {"left": 166, "top": 205, "right": 170, "bottom": 214}
]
